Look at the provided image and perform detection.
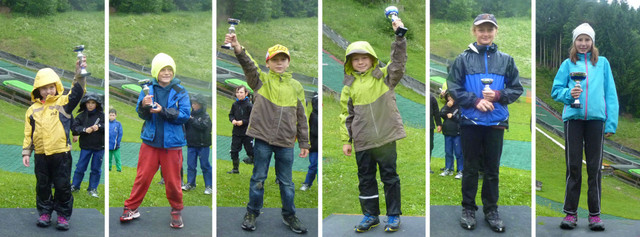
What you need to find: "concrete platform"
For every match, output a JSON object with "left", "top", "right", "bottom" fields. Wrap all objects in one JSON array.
[
  {"left": 322, "top": 214, "right": 425, "bottom": 236},
  {"left": 217, "top": 207, "right": 318, "bottom": 236},
  {"left": 536, "top": 216, "right": 640, "bottom": 236},
  {"left": 0, "top": 208, "right": 103, "bottom": 237},
  {"left": 430, "top": 205, "right": 531, "bottom": 236},
  {"left": 110, "top": 206, "right": 212, "bottom": 236}
]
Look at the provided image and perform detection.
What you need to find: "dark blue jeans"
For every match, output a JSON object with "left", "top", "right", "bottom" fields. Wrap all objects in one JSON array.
[
  {"left": 304, "top": 152, "right": 318, "bottom": 186},
  {"left": 187, "top": 146, "right": 212, "bottom": 187},
  {"left": 72, "top": 149, "right": 104, "bottom": 190},
  {"left": 247, "top": 139, "right": 296, "bottom": 217},
  {"left": 444, "top": 135, "right": 463, "bottom": 172}
]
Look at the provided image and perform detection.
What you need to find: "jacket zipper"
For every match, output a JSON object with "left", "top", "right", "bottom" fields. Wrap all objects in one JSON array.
[
  {"left": 584, "top": 54, "right": 589, "bottom": 120},
  {"left": 484, "top": 46, "right": 489, "bottom": 74},
  {"left": 369, "top": 104, "right": 379, "bottom": 136}
]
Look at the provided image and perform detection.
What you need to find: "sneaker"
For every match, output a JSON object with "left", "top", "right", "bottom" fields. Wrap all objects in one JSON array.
[
  {"left": 204, "top": 186, "right": 212, "bottom": 195},
  {"left": 485, "top": 210, "right": 505, "bottom": 232},
  {"left": 56, "top": 216, "right": 69, "bottom": 230},
  {"left": 460, "top": 208, "right": 476, "bottom": 230},
  {"left": 120, "top": 208, "right": 140, "bottom": 222},
  {"left": 560, "top": 214, "right": 577, "bottom": 229},
  {"left": 588, "top": 215, "right": 605, "bottom": 231},
  {"left": 300, "top": 183, "right": 310, "bottom": 191},
  {"left": 242, "top": 156, "right": 254, "bottom": 164},
  {"left": 241, "top": 212, "right": 257, "bottom": 231},
  {"left": 36, "top": 213, "right": 51, "bottom": 227},
  {"left": 88, "top": 189, "right": 99, "bottom": 198},
  {"left": 440, "top": 169, "right": 453, "bottom": 176},
  {"left": 455, "top": 171, "right": 463, "bottom": 179},
  {"left": 354, "top": 214, "right": 379, "bottom": 232},
  {"left": 170, "top": 209, "right": 183, "bottom": 228},
  {"left": 182, "top": 183, "right": 195, "bottom": 191},
  {"left": 282, "top": 215, "right": 308, "bottom": 234},
  {"left": 70, "top": 185, "right": 79, "bottom": 192},
  {"left": 227, "top": 169, "right": 239, "bottom": 174},
  {"left": 157, "top": 178, "right": 165, "bottom": 185},
  {"left": 385, "top": 215, "right": 400, "bottom": 232}
]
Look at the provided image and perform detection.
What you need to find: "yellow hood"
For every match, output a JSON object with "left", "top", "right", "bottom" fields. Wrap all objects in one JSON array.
[
  {"left": 31, "top": 68, "right": 63, "bottom": 102},
  {"left": 151, "top": 53, "right": 176, "bottom": 79}
]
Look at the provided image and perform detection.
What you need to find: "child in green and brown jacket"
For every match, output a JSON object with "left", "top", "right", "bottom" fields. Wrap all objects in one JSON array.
[{"left": 340, "top": 19, "right": 407, "bottom": 233}]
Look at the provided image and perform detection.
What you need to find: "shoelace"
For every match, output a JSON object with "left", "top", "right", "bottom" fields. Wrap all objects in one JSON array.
[
  {"left": 39, "top": 214, "right": 50, "bottom": 221},
  {"left": 57, "top": 216, "right": 68, "bottom": 224},
  {"left": 387, "top": 216, "right": 398, "bottom": 224},
  {"left": 360, "top": 215, "right": 373, "bottom": 225},
  {"left": 564, "top": 215, "right": 577, "bottom": 222},
  {"left": 589, "top": 216, "right": 601, "bottom": 223}
]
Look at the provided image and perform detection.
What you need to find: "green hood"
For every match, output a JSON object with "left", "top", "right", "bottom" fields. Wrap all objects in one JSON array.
[{"left": 344, "top": 41, "right": 379, "bottom": 76}]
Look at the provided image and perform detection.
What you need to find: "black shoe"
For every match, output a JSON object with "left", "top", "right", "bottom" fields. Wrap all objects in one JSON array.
[
  {"left": 243, "top": 156, "right": 254, "bottom": 164},
  {"left": 460, "top": 209, "right": 476, "bottom": 230},
  {"left": 283, "top": 215, "right": 307, "bottom": 234},
  {"left": 485, "top": 210, "right": 505, "bottom": 232},
  {"left": 384, "top": 215, "right": 400, "bottom": 232},
  {"left": 227, "top": 169, "right": 239, "bottom": 174},
  {"left": 354, "top": 214, "right": 380, "bottom": 232},
  {"left": 241, "top": 212, "right": 256, "bottom": 231}
]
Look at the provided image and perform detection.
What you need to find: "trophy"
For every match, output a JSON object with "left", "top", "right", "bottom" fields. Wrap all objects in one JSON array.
[
  {"left": 221, "top": 18, "right": 240, "bottom": 50},
  {"left": 138, "top": 79, "right": 156, "bottom": 109},
  {"left": 74, "top": 45, "right": 91, "bottom": 77},
  {"left": 570, "top": 72, "right": 586, "bottom": 108},
  {"left": 481, "top": 78, "right": 493, "bottom": 91},
  {"left": 385, "top": 6, "right": 408, "bottom": 37}
]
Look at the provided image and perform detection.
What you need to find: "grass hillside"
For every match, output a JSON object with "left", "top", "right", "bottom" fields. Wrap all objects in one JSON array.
[
  {"left": 323, "top": 0, "right": 426, "bottom": 83},
  {"left": 537, "top": 67, "right": 640, "bottom": 151},
  {"left": 216, "top": 17, "right": 318, "bottom": 78},
  {"left": 536, "top": 127, "right": 640, "bottom": 219},
  {"left": 0, "top": 11, "right": 105, "bottom": 79},
  {"left": 110, "top": 11, "right": 212, "bottom": 81},
  {"left": 431, "top": 17, "right": 532, "bottom": 79}
]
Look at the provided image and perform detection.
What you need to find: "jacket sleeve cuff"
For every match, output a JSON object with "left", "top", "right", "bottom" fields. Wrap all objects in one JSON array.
[
  {"left": 474, "top": 98, "right": 482, "bottom": 107},
  {"left": 22, "top": 149, "right": 32, "bottom": 157},
  {"left": 493, "top": 90, "right": 501, "bottom": 102}
]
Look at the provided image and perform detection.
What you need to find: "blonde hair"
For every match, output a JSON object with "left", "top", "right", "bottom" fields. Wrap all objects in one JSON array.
[{"left": 569, "top": 43, "right": 599, "bottom": 66}]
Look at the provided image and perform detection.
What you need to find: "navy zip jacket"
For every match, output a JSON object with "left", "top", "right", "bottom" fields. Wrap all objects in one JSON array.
[{"left": 447, "top": 43, "right": 523, "bottom": 128}]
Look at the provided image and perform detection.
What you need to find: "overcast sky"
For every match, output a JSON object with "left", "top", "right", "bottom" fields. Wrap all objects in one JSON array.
[{"left": 608, "top": 0, "right": 640, "bottom": 9}]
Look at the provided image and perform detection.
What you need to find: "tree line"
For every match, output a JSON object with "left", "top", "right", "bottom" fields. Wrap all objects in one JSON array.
[
  {"left": 0, "top": 0, "right": 103, "bottom": 16},
  {"left": 110, "top": 0, "right": 211, "bottom": 13},
  {"left": 537, "top": 0, "right": 640, "bottom": 117},
  {"left": 217, "top": 0, "right": 317, "bottom": 24},
  {"left": 431, "top": 0, "right": 531, "bottom": 21}
]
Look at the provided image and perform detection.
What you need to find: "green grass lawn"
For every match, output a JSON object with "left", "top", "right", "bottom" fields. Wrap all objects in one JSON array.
[
  {"left": 216, "top": 94, "right": 233, "bottom": 137},
  {"left": 536, "top": 126, "right": 640, "bottom": 219},
  {"left": 216, "top": 160, "right": 318, "bottom": 208},
  {"left": 0, "top": 169, "right": 105, "bottom": 214},
  {"left": 430, "top": 158, "right": 531, "bottom": 206},
  {"left": 537, "top": 67, "right": 640, "bottom": 151},
  {"left": 0, "top": 100, "right": 26, "bottom": 146},
  {"left": 109, "top": 166, "right": 212, "bottom": 208},
  {"left": 323, "top": 0, "right": 426, "bottom": 83},
  {"left": 216, "top": 17, "right": 318, "bottom": 78},
  {"left": 110, "top": 11, "right": 212, "bottom": 81},
  {"left": 0, "top": 11, "right": 105, "bottom": 79},
  {"left": 322, "top": 93, "right": 425, "bottom": 218},
  {"left": 431, "top": 17, "right": 532, "bottom": 79}
]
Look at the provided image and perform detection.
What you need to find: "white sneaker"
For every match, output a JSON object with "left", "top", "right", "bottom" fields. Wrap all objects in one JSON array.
[
  {"left": 300, "top": 183, "right": 310, "bottom": 191},
  {"left": 439, "top": 170, "right": 453, "bottom": 176},
  {"left": 88, "top": 189, "right": 99, "bottom": 198},
  {"left": 455, "top": 171, "right": 463, "bottom": 179},
  {"left": 204, "top": 186, "right": 212, "bottom": 195}
]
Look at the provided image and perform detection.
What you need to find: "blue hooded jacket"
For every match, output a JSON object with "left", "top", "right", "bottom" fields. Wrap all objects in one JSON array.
[
  {"left": 136, "top": 77, "right": 190, "bottom": 148},
  {"left": 551, "top": 53, "right": 619, "bottom": 134},
  {"left": 109, "top": 119, "right": 122, "bottom": 150}
]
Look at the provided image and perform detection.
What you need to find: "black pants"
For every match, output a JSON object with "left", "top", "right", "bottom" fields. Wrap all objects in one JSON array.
[
  {"left": 230, "top": 135, "right": 254, "bottom": 162},
  {"left": 355, "top": 141, "right": 401, "bottom": 216},
  {"left": 563, "top": 120, "right": 604, "bottom": 215},
  {"left": 35, "top": 152, "right": 74, "bottom": 218},
  {"left": 460, "top": 125, "right": 503, "bottom": 214}
]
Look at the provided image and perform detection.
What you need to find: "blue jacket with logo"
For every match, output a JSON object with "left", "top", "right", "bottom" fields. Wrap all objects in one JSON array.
[
  {"left": 109, "top": 119, "right": 122, "bottom": 150},
  {"left": 447, "top": 43, "right": 523, "bottom": 128},
  {"left": 551, "top": 53, "right": 619, "bottom": 134},
  {"left": 136, "top": 78, "right": 190, "bottom": 148}
]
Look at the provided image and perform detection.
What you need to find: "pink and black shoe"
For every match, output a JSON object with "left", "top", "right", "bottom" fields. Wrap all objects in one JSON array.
[
  {"left": 56, "top": 216, "right": 69, "bottom": 230},
  {"left": 560, "top": 214, "right": 577, "bottom": 229},
  {"left": 588, "top": 215, "right": 605, "bottom": 231},
  {"left": 36, "top": 213, "right": 51, "bottom": 227}
]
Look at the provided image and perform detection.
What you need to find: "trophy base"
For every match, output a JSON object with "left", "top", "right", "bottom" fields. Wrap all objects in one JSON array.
[
  {"left": 395, "top": 27, "right": 408, "bottom": 37},
  {"left": 570, "top": 103, "right": 582, "bottom": 109},
  {"left": 221, "top": 44, "right": 232, "bottom": 50}
]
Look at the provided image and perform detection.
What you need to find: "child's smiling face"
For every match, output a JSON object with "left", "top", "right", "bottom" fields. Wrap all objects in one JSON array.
[
  {"left": 574, "top": 34, "right": 593, "bottom": 54},
  {"left": 157, "top": 66, "right": 174, "bottom": 86},
  {"left": 38, "top": 83, "right": 57, "bottom": 100},
  {"left": 473, "top": 23, "right": 497, "bottom": 46},
  {"left": 235, "top": 87, "right": 247, "bottom": 100},
  {"left": 350, "top": 53, "right": 373, "bottom": 73},
  {"left": 266, "top": 53, "right": 290, "bottom": 74}
]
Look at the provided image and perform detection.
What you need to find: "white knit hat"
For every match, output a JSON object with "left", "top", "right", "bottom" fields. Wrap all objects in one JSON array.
[{"left": 572, "top": 23, "right": 595, "bottom": 44}]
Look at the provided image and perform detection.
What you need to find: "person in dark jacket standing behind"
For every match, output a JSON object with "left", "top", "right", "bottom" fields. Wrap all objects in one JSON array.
[
  {"left": 447, "top": 14, "right": 523, "bottom": 233},
  {"left": 71, "top": 93, "right": 104, "bottom": 198},
  {"left": 182, "top": 93, "right": 213, "bottom": 194},
  {"left": 301, "top": 92, "right": 318, "bottom": 191},
  {"left": 429, "top": 93, "right": 442, "bottom": 174},
  {"left": 439, "top": 92, "right": 463, "bottom": 179},
  {"left": 228, "top": 85, "right": 254, "bottom": 174}
]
